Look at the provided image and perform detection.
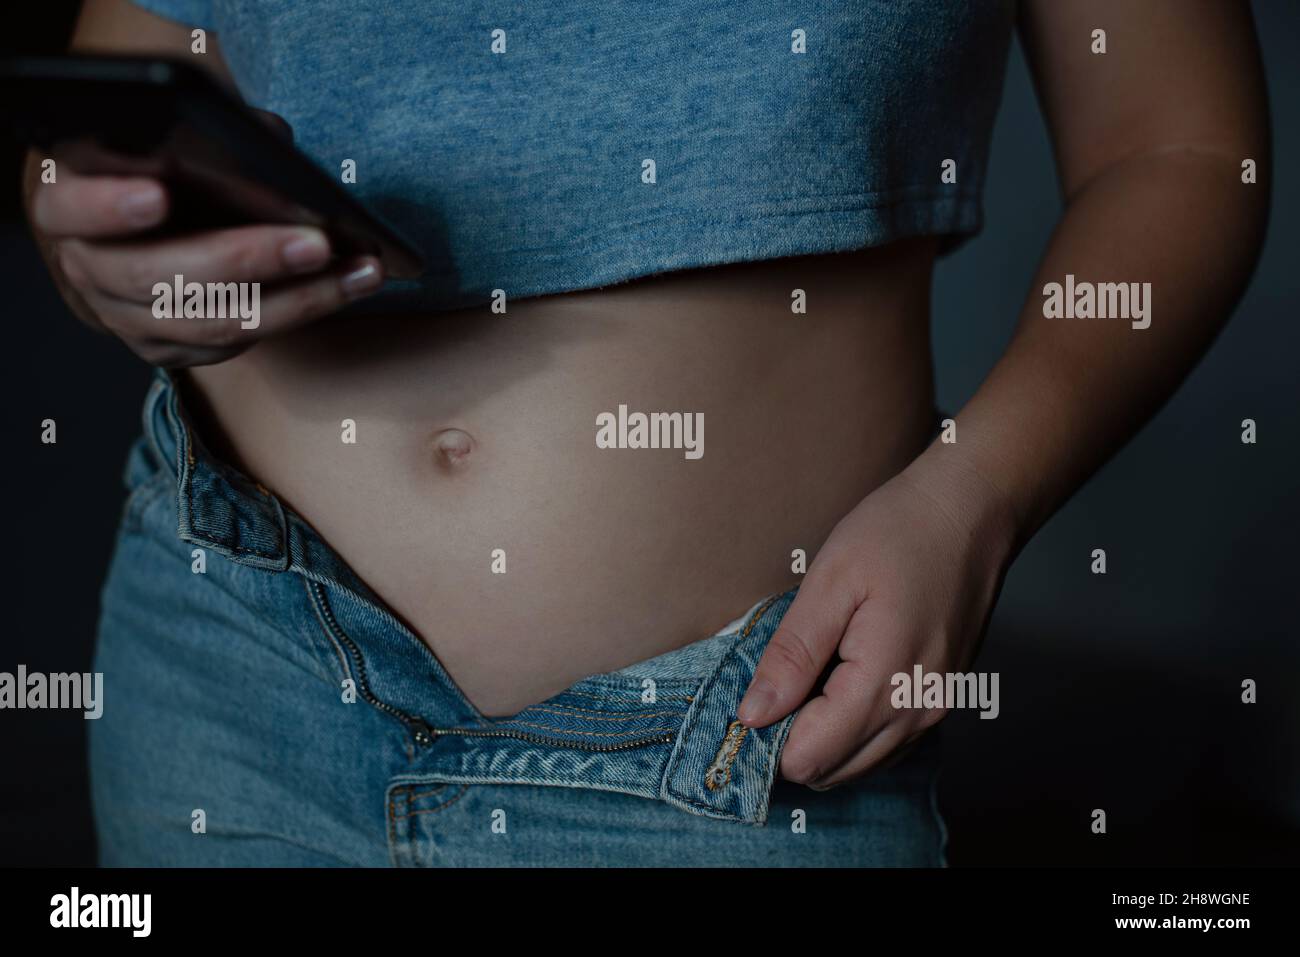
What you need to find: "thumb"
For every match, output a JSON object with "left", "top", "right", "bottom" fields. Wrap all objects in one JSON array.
[{"left": 737, "top": 575, "right": 858, "bottom": 728}]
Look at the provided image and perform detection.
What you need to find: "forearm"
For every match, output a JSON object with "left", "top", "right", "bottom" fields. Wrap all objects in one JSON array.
[{"left": 914, "top": 148, "right": 1269, "bottom": 556}]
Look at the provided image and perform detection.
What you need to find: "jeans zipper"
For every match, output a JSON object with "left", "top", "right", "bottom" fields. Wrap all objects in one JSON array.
[
  {"left": 308, "top": 580, "right": 675, "bottom": 753},
  {"left": 421, "top": 725, "right": 676, "bottom": 752},
  {"left": 308, "top": 579, "right": 430, "bottom": 736}
]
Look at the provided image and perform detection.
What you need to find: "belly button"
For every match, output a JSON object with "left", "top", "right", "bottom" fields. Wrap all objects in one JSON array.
[{"left": 432, "top": 428, "right": 475, "bottom": 469}]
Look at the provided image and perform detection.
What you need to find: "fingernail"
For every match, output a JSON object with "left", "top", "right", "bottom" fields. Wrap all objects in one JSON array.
[
  {"left": 340, "top": 261, "right": 382, "bottom": 298},
  {"left": 738, "top": 680, "right": 777, "bottom": 726},
  {"left": 117, "top": 186, "right": 165, "bottom": 227},
  {"left": 281, "top": 231, "right": 330, "bottom": 272}
]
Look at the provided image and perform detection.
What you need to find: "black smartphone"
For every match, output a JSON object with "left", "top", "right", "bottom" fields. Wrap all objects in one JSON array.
[{"left": 0, "top": 54, "right": 426, "bottom": 279}]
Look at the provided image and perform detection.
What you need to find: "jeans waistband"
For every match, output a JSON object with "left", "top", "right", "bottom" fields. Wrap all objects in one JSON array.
[
  {"left": 144, "top": 369, "right": 377, "bottom": 589},
  {"left": 141, "top": 369, "right": 800, "bottom": 825}
]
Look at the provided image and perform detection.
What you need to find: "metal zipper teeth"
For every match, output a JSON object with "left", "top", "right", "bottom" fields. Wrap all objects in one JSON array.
[
  {"left": 310, "top": 581, "right": 676, "bottom": 753},
  {"left": 308, "top": 580, "right": 428, "bottom": 732},
  {"left": 431, "top": 726, "right": 676, "bottom": 753}
]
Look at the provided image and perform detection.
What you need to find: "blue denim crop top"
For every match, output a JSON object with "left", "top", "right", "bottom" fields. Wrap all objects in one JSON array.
[{"left": 131, "top": 0, "right": 1015, "bottom": 312}]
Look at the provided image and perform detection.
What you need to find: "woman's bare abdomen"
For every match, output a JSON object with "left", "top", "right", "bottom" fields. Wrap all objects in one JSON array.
[{"left": 184, "top": 240, "right": 940, "bottom": 715}]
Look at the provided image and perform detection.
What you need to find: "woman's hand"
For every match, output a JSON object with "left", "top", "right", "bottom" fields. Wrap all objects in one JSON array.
[
  {"left": 737, "top": 448, "right": 1019, "bottom": 789},
  {"left": 24, "top": 110, "right": 384, "bottom": 368}
]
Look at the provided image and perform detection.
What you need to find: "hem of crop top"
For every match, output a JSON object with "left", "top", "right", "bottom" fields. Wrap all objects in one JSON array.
[{"left": 343, "top": 189, "right": 982, "bottom": 317}]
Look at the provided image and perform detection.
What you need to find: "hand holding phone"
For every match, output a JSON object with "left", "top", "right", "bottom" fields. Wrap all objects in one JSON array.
[
  {"left": 26, "top": 129, "right": 386, "bottom": 367},
  {"left": 6, "top": 55, "right": 425, "bottom": 367}
]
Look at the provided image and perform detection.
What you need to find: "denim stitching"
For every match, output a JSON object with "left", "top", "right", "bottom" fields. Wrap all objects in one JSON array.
[
  {"left": 386, "top": 789, "right": 400, "bottom": 866},
  {"left": 176, "top": 399, "right": 283, "bottom": 561},
  {"left": 558, "top": 687, "right": 696, "bottom": 703},
  {"left": 704, "top": 721, "right": 749, "bottom": 792},
  {"left": 407, "top": 784, "right": 450, "bottom": 801},
  {"left": 520, "top": 705, "right": 680, "bottom": 721},
  {"left": 668, "top": 715, "right": 792, "bottom": 821},
  {"left": 493, "top": 721, "right": 680, "bottom": 739},
  {"left": 396, "top": 785, "right": 469, "bottom": 820},
  {"left": 663, "top": 594, "right": 784, "bottom": 813},
  {"left": 388, "top": 783, "right": 468, "bottom": 826}
]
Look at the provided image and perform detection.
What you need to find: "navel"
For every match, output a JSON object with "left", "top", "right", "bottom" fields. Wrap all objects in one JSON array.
[{"left": 432, "top": 427, "right": 475, "bottom": 469}]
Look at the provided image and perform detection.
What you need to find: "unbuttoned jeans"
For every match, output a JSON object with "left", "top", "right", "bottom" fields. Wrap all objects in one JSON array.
[{"left": 89, "top": 370, "right": 947, "bottom": 866}]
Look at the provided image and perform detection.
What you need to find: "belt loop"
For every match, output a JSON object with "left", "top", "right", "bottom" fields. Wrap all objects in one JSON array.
[{"left": 162, "top": 370, "right": 291, "bottom": 571}]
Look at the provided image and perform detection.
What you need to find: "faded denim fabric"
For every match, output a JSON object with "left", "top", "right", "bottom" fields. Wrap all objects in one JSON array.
[
  {"left": 129, "top": 0, "right": 1014, "bottom": 311},
  {"left": 88, "top": 372, "right": 947, "bottom": 866}
]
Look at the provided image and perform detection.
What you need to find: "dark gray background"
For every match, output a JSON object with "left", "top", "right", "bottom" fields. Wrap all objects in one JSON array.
[{"left": 2, "top": 2, "right": 1295, "bottom": 866}]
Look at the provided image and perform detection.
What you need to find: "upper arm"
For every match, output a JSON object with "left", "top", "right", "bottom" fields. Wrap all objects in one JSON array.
[
  {"left": 1018, "top": 0, "right": 1270, "bottom": 201},
  {"left": 69, "top": 0, "right": 235, "bottom": 88}
]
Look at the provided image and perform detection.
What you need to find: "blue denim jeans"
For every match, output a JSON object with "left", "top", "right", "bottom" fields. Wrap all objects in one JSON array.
[{"left": 89, "top": 371, "right": 947, "bottom": 866}]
